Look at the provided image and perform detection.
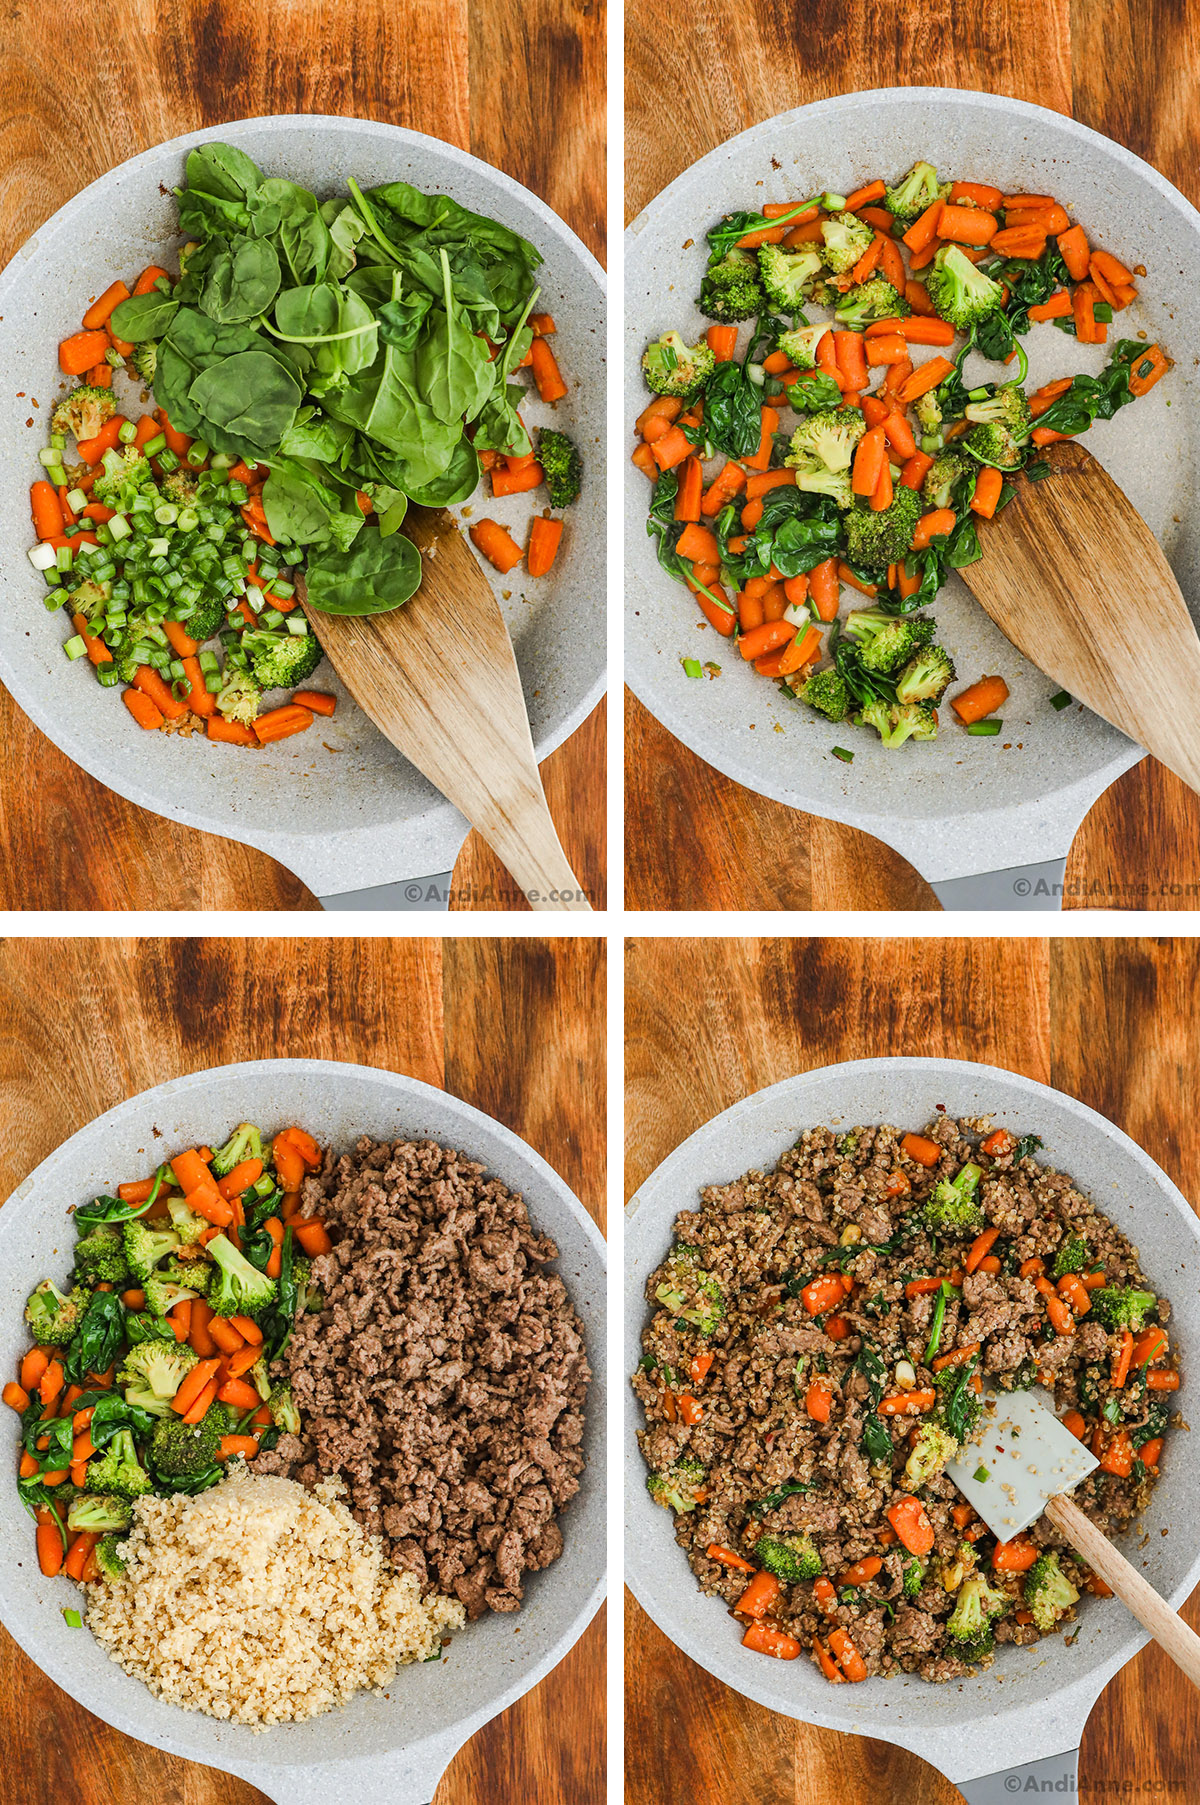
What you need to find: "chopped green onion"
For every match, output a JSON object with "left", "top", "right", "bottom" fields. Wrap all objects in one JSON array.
[
  {"left": 62, "top": 1608, "right": 82, "bottom": 1629},
  {"left": 141, "top": 432, "right": 167, "bottom": 458},
  {"left": 28, "top": 542, "right": 57, "bottom": 571},
  {"left": 973, "top": 1465, "right": 990, "bottom": 1483},
  {"left": 157, "top": 448, "right": 180, "bottom": 473},
  {"left": 107, "top": 514, "right": 131, "bottom": 542},
  {"left": 682, "top": 658, "right": 703, "bottom": 679},
  {"left": 966, "top": 719, "right": 1002, "bottom": 736},
  {"left": 177, "top": 509, "right": 199, "bottom": 532},
  {"left": 209, "top": 451, "right": 235, "bottom": 470},
  {"left": 37, "top": 446, "right": 63, "bottom": 467},
  {"left": 55, "top": 546, "right": 73, "bottom": 572},
  {"left": 831, "top": 746, "right": 854, "bottom": 763},
  {"left": 148, "top": 537, "right": 170, "bottom": 558},
  {"left": 1050, "top": 690, "right": 1072, "bottom": 711},
  {"left": 50, "top": 432, "right": 66, "bottom": 451},
  {"left": 42, "top": 588, "right": 67, "bottom": 611},
  {"left": 66, "top": 488, "right": 87, "bottom": 512},
  {"left": 117, "top": 420, "right": 138, "bottom": 445},
  {"left": 285, "top": 616, "right": 309, "bottom": 637},
  {"left": 63, "top": 634, "right": 87, "bottom": 661},
  {"left": 186, "top": 441, "right": 209, "bottom": 468}
]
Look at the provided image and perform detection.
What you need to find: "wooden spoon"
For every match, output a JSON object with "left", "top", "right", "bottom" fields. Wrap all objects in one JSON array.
[
  {"left": 299, "top": 505, "right": 591, "bottom": 912},
  {"left": 957, "top": 440, "right": 1200, "bottom": 794}
]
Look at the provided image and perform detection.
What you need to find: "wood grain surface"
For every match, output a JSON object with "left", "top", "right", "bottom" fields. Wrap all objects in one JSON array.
[
  {"left": 0, "top": 935, "right": 606, "bottom": 1805},
  {"left": 624, "top": 0, "right": 1200, "bottom": 911},
  {"left": 0, "top": 0, "right": 605, "bottom": 912},
  {"left": 624, "top": 935, "right": 1200, "bottom": 1805}
]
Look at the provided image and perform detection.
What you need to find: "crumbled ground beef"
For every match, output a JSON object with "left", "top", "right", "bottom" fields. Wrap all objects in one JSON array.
[
  {"left": 633, "top": 1118, "right": 1178, "bottom": 1684},
  {"left": 260, "top": 1137, "right": 590, "bottom": 1618}
]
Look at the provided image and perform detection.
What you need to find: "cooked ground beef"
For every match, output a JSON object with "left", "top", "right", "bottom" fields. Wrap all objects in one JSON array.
[
  {"left": 258, "top": 1137, "right": 591, "bottom": 1619},
  {"left": 633, "top": 1117, "right": 1180, "bottom": 1684}
]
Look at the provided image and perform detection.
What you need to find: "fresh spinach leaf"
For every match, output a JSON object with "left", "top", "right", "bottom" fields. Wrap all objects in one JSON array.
[
  {"left": 304, "top": 522, "right": 423, "bottom": 615},
  {"left": 198, "top": 235, "right": 282, "bottom": 324},
  {"left": 404, "top": 436, "right": 481, "bottom": 506},
  {"left": 109, "top": 289, "right": 179, "bottom": 342},
  {"left": 415, "top": 249, "right": 495, "bottom": 425},
  {"left": 702, "top": 359, "right": 763, "bottom": 460},
  {"left": 187, "top": 349, "right": 303, "bottom": 458},
  {"left": 63, "top": 1288, "right": 126, "bottom": 1384}
]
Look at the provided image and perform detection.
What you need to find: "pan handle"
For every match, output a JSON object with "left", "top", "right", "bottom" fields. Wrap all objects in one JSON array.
[
  {"left": 931, "top": 855, "right": 1067, "bottom": 911},
  {"left": 957, "top": 1745, "right": 1079, "bottom": 1803},
  {"left": 317, "top": 868, "right": 454, "bottom": 911}
]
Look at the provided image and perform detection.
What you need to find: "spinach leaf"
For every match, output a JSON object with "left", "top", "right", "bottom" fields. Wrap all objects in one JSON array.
[
  {"left": 469, "top": 382, "right": 531, "bottom": 458},
  {"left": 74, "top": 1172, "right": 164, "bottom": 1230},
  {"left": 305, "top": 522, "right": 423, "bottom": 615},
  {"left": 746, "top": 1478, "right": 815, "bottom": 1514},
  {"left": 703, "top": 359, "right": 763, "bottom": 460},
  {"left": 63, "top": 1288, "right": 126, "bottom": 1384},
  {"left": 941, "top": 1353, "right": 982, "bottom": 1441},
  {"left": 1013, "top": 1134, "right": 1044, "bottom": 1161},
  {"left": 259, "top": 1226, "right": 300, "bottom": 1360},
  {"left": 24, "top": 1409, "right": 73, "bottom": 1472},
  {"left": 321, "top": 200, "right": 369, "bottom": 280},
  {"left": 124, "top": 1310, "right": 176, "bottom": 1347},
  {"left": 322, "top": 334, "right": 461, "bottom": 485},
  {"left": 278, "top": 408, "right": 355, "bottom": 464},
  {"left": 404, "top": 436, "right": 481, "bottom": 506},
  {"left": 378, "top": 282, "right": 434, "bottom": 351},
  {"left": 187, "top": 349, "right": 303, "bottom": 458},
  {"left": 262, "top": 457, "right": 363, "bottom": 548},
  {"left": 706, "top": 198, "right": 821, "bottom": 266},
  {"left": 788, "top": 372, "right": 843, "bottom": 414},
  {"left": 198, "top": 235, "right": 282, "bottom": 324},
  {"left": 415, "top": 250, "right": 495, "bottom": 425},
  {"left": 109, "top": 289, "right": 179, "bottom": 342},
  {"left": 87, "top": 1393, "right": 158, "bottom": 1451},
  {"left": 1034, "top": 340, "right": 1145, "bottom": 437}
]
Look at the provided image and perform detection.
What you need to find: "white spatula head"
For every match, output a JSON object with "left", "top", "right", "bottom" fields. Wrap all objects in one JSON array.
[{"left": 946, "top": 1386, "right": 1099, "bottom": 1541}]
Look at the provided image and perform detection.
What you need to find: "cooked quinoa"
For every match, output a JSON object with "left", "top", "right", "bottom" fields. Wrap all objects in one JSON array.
[
  {"left": 633, "top": 1115, "right": 1181, "bottom": 1685},
  {"left": 84, "top": 1470, "right": 465, "bottom": 1726}
]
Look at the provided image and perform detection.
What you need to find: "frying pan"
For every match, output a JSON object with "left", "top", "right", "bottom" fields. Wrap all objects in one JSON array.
[
  {"left": 625, "top": 90, "right": 1200, "bottom": 910},
  {"left": 0, "top": 117, "right": 606, "bottom": 911},
  {"left": 625, "top": 1059, "right": 1200, "bottom": 1798},
  {"left": 0, "top": 1059, "right": 606, "bottom": 1803}
]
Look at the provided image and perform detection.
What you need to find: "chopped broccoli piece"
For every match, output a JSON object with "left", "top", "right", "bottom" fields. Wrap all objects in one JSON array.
[
  {"left": 52, "top": 384, "right": 118, "bottom": 444},
  {"left": 125, "top": 343, "right": 158, "bottom": 385},
  {"left": 757, "top": 244, "right": 824, "bottom": 313},
  {"left": 118, "top": 1338, "right": 198, "bottom": 1401},
  {"left": 24, "top": 1279, "right": 87, "bottom": 1345},
  {"left": 775, "top": 322, "right": 832, "bottom": 372},
  {"left": 796, "top": 466, "right": 854, "bottom": 509},
  {"left": 249, "top": 1353, "right": 272, "bottom": 1401},
  {"left": 885, "top": 161, "right": 949, "bottom": 227},
  {"left": 211, "top": 1123, "right": 265, "bottom": 1179},
  {"left": 178, "top": 590, "right": 225, "bottom": 644},
  {"left": 859, "top": 697, "right": 939, "bottom": 747},
  {"left": 293, "top": 1251, "right": 323, "bottom": 1314},
  {"left": 122, "top": 1383, "right": 176, "bottom": 1418},
  {"left": 964, "top": 381, "right": 1032, "bottom": 441},
  {"left": 755, "top": 1532, "right": 822, "bottom": 1582},
  {"left": 798, "top": 669, "right": 851, "bottom": 722},
  {"left": 122, "top": 1221, "right": 181, "bottom": 1284},
  {"left": 895, "top": 645, "right": 956, "bottom": 706},
  {"left": 268, "top": 1382, "right": 300, "bottom": 1434},
  {"left": 243, "top": 627, "right": 323, "bottom": 693},
  {"left": 216, "top": 671, "right": 263, "bottom": 726},
  {"left": 160, "top": 1256, "right": 209, "bottom": 1297},
  {"left": 1024, "top": 1550, "right": 1080, "bottom": 1633},
  {"left": 67, "top": 1492, "right": 132, "bottom": 1533},
  {"left": 143, "top": 1272, "right": 202, "bottom": 1319},
  {"left": 964, "top": 420, "right": 1024, "bottom": 470},
  {"left": 91, "top": 445, "right": 155, "bottom": 509},
  {"left": 642, "top": 331, "right": 715, "bottom": 400},
  {"left": 924, "top": 244, "right": 1005, "bottom": 331},
  {"left": 537, "top": 428, "right": 582, "bottom": 508},
  {"left": 819, "top": 211, "right": 874, "bottom": 275},
  {"left": 149, "top": 1413, "right": 221, "bottom": 1481},
  {"left": 842, "top": 484, "right": 923, "bottom": 570},
  {"left": 785, "top": 406, "right": 866, "bottom": 476},
  {"left": 843, "top": 605, "right": 934, "bottom": 673},
  {"left": 646, "top": 1454, "right": 706, "bottom": 1513},
  {"left": 1052, "top": 1234, "right": 1090, "bottom": 1279},
  {"left": 653, "top": 1245, "right": 724, "bottom": 1335},
  {"left": 699, "top": 252, "right": 765, "bottom": 323},
  {"left": 834, "top": 277, "right": 910, "bottom": 331},
  {"left": 161, "top": 468, "right": 199, "bottom": 505},
  {"left": 167, "top": 1196, "right": 211, "bottom": 1246},
  {"left": 921, "top": 451, "right": 970, "bottom": 511},
  {"left": 946, "top": 1571, "right": 1011, "bottom": 1660},
  {"left": 924, "top": 1160, "right": 985, "bottom": 1234},
  {"left": 84, "top": 1429, "right": 151, "bottom": 1501},
  {"left": 902, "top": 1554, "right": 926, "bottom": 1598},
  {"left": 206, "top": 1230, "right": 278, "bottom": 1320},
  {"left": 73, "top": 1225, "right": 130, "bottom": 1286},
  {"left": 904, "top": 1422, "right": 959, "bottom": 1487},
  {"left": 95, "top": 1533, "right": 128, "bottom": 1581},
  {"left": 914, "top": 389, "right": 943, "bottom": 435},
  {"left": 1090, "top": 1287, "right": 1158, "bottom": 1332}
]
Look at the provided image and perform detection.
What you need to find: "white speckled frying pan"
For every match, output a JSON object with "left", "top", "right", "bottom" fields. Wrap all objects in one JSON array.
[
  {"left": 625, "top": 1059, "right": 1200, "bottom": 1798},
  {"left": 0, "top": 118, "right": 606, "bottom": 911},
  {"left": 625, "top": 90, "right": 1200, "bottom": 909},
  {"left": 0, "top": 1061, "right": 606, "bottom": 1803}
]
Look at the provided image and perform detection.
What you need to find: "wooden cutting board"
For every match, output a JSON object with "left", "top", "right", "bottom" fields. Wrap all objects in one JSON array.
[
  {"left": 624, "top": 0, "right": 1200, "bottom": 911},
  {"left": 0, "top": 936, "right": 606, "bottom": 1805},
  {"left": 625, "top": 935, "right": 1200, "bottom": 1805}
]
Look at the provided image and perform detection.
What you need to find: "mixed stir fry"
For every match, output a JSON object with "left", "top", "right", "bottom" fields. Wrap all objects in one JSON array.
[
  {"left": 632, "top": 163, "right": 1170, "bottom": 754},
  {"left": 4, "top": 1121, "right": 329, "bottom": 1594},
  {"left": 29, "top": 144, "right": 581, "bottom": 748}
]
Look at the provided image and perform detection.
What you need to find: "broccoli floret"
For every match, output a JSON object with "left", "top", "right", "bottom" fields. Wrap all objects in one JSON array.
[
  {"left": 884, "top": 161, "right": 949, "bottom": 226},
  {"left": 52, "top": 384, "right": 118, "bottom": 444},
  {"left": 293, "top": 1252, "right": 323, "bottom": 1314},
  {"left": 143, "top": 1273, "right": 202, "bottom": 1318},
  {"left": 834, "top": 277, "right": 910, "bottom": 331},
  {"left": 1024, "top": 1551, "right": 1080, "bottom": 1633},
  {"left": 859, "top": 697, "right": 939, "bottom": 747},
  {"left": 161, "top": 468, "right": 199, "bottom": 505},
  {"left": 1052, "top": 1234, "right": 1090, "bottom": 1279},
  {"left": 914, "top": 389, "right": 943, "bottom": 435},
  {"left": 67, "top": 1492, "right": 132, "bottom": 1533},
  {"left": 122, "top": 1384, "right": 176, "bottom": 1417},
  {"left": 653, "top": 1246, "right": 724, "bottom": 1335},
  {"left": 904, "top": 1422, "right": 959, "bottom": 1487},
  {"left": 122, "top": 1221, "right": 181, "bottom": 1284},
  {"left": 149, "top": 1413, "right": 221, "bottom": 1481},
  {"left": 895, "top": 645, "right": 956, "bottom": 706},
  {"left": 206, "top": 1230, "right": 278, "bottom": 1320},
  {"left": 842, "top": 484, "right": 923, "bottom": 570},
  {"left": 105, "top": 619, "right": 159, "bottom": 685},
  {"left": 964, "top": 420, "right": 1024, "bottom": 470},
  {"left": 698, "top": 252, "right": 765, "bottom": 323},
  {"left": 95, "top": 1533, "right": 129, "bottom": 1581},
  {"left": 24, "top": 1279, "right": 87, "bottom": 1345},
  {"left": 85, "top": 1429, "right": 151, "bottom": 1501},
  {"left": 843, "top": 605, "right": 934, "bottom": 672},
  {"left": 1090, "top": 1287, "right": 1158, "bottom": 1332},
  {"left": 646, "top": 1454, "right": 706, "bottom": 1513},
  {"left": 819, "top": 211, "right": 874, "bottom": 275},
  {"left": 921, "top": 1159, "right": 984, "bottom": 1234},
  {"left": 537, "top": 428, "right": 582, "bottom": 508},
  {"left": 642, "top": 331, "right": 715, "bottom": 400},
  {"left": 248, "top": 1354, "right": 272, "bottom": 1401},
  {"left": 73, "top": 1225, "right": 130, "bottom": 1286},
  {"left": 796, "top": 466, "right": 855, "bottom": 509},
  {"left": 902, "top": 1554, "right": 926, "bottom": 1598},
  {"left": 964, "top": 381, "right": 1033, "bottom": 442},
  {"left": 921, "top": 452, "right": 969, "bottom": 511},
  {"left": 179, "top": 590, "right": 225, "bottom": 643},
  {"left": 774, "top": 322, "right": 832, "bottom": 373},
  {"left": 92, "top": 445, "right": 155, "bottom": 509},
  {"left": 798, "top": 669, "right": 851, "bottom": 722},
  {"left": 924, "top": 244, "right": 1005, "bottom": 332},
  {"left": 161, "top": 1256, "right": 209, "bottom": 1297},
  {"left": 243, "top": 627, "right": 323, "bottom": 693},
  {"left": 755, "top": 1532, "right": 822, "bottom": 1582},
  {"left": 216, "top": 671, "right": 263, "bottom": 726},
  {"left": 268, "top": 1382, "right": 300, "bottom": 1434},
  {"left": 757, "top": 244, "right": 824, "bottom": 314},
  {"left": 946, "top": 1571, "right": 1012, "bottom": 1660},
  {"left": 210, "top": 1122, "right": 264, "bottom": 1180},
  {"left": 126, "top": 343, "right": 158, "bottom": 385},
  {"left": 785, "top": 407, "right": 866, "bottom": 476},
  {"left": 118, "top": 1338, "right": 198, "bottom": 1401},
  {"left": 167, "top": 1196, "right": 211, "bottom": 1245}
]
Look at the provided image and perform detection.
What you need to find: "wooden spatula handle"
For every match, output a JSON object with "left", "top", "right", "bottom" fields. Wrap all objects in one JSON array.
[{"left": 1046, "top": 1492, "right": 1200, "bottom": 1687}]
